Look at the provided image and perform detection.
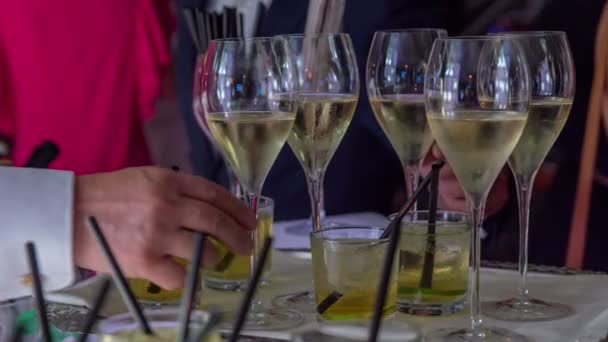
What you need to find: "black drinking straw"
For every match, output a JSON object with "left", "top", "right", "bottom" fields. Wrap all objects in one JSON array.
[
  {"left": 209, "top": 13, "right": 219, "bottom": 39},
  {"left": 368, "top": 217, "right": 402, "bottom": 342},
  {"left": 87, "top": 217, "right": 154, "bottom": 335},
  {"left": 77, "top": 276, "right": 112, "bottom": 342},
  {"left": 226, "top": 7, "right": 238, "bottom": 38},
  {"left": 194, "top": 9, "right": 208, "bottom": 51},
  {"left": 177, "top": 232, "right": 206, "bottom": 342},
  {"left": 237, "top": 13, "right": 244, "bottom": 38},
  {"left": 380, "top": 160, "right": 445, "bottom": 240},
  {"left": 220, "top": 6, "right": 230, "bottom": 38},
  {"left": 254, "top": 2, "right": 267, "bottom": 37},
  {"left": 182, "top": 8, "right": 201, "bottom": 53},
  {"left": 229, "top": 237, "right": 273, "bottom": 342},
  {"left": 315, "top": 160, "right": 446, "bottom": 315},
  {"left": 25, "top": 242, "right": 51, "bottom": 342},
  {"left": 205, "top": 12, "right": 214, "bottom": 41},
  {"left": 419, "top": 162, "right": 442, "bottom": 288}
]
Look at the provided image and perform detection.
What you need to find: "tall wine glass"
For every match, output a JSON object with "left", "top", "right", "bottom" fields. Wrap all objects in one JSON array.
[
  {"left": 272, "top": 33, "right": 360, "bottom": 311},
  {"left": 367, "top": 29, "right": 446, "bottom": 206},
  {"left": 200, "top": 37, "right": 303, "bottom": 330},
  {"left": 483, "top": 31, "right": 575, "bottom": 321},
  {"left": 193, "top": 54, "right": 244, "bottom": 197},
  {"left": 424, "top": 36, "right": 530, "bottom": 341}
]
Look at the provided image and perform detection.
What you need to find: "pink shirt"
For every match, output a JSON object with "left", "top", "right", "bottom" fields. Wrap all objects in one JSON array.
[{"left": 0, "top": 1, "right": 173, "bottom": 174}]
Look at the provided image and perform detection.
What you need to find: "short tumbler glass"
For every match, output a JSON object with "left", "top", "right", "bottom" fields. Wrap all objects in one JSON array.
[
  {"left": 97, "top": 308, "right": 220, "bottom": 341},
  {"left": 204, "top": 196, "right": 274, "bottom": 291},
  {"left": 311, "top": 226, "right": 398, "bottom": 321},
  {"left": 393, "top": 211, "right": 470, "bottom": 316}
]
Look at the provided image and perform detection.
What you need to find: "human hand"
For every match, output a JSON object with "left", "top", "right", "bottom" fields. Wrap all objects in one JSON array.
[
  {"left": 420, "top": 144, "right": 511, "bottom": 217},
  {"left": 72, "top": 167, "right": 255, "bottom": 289}
]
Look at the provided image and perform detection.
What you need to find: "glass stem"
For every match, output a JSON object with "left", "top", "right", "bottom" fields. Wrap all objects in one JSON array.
[
  {"left": 403, "top": 163, "right": 420, "bottom": 212},
  {"left": 318, "top": 193, "right": 327, "bottom": 221},
  {"left": 468, "top": 200, "right": 486, "bottom": 332},
  {"left": 245, "top": 191, "right": 261, "bottom": 309},
  {"left": 306, "top": 171, "right": 326, "bottom": 231},
  {"left": 229, "top": 170, "right": 244, "bottom": 198},
  {"left": 515, "top": 175, "right": 534, "bottom": 301}
]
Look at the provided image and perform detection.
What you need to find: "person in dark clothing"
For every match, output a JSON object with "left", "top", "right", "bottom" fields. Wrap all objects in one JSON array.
[{"left": 176, "top": 0, "right": 448, "bottom": 220}]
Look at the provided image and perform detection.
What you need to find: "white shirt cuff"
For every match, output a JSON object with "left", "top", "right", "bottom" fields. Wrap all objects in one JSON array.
[{"left": 0, "top": 167, "right": 75, "bottom": 301}]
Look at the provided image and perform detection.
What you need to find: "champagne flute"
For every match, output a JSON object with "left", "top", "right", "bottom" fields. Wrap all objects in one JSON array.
[
  {"left": 271, "top": 33, "right": 359, "bottom": 311},
  {"left": 483, "top": 31, "right": 575, "bottom": 321},
  {"left": 367, "top": 29, "right": 446, "bottom": 206},
  {"left": 424, "top": 36, "right": 530, "bottom": 341},
  {"left": 200, "top": 37, "right": 302, "bottom": 330}
]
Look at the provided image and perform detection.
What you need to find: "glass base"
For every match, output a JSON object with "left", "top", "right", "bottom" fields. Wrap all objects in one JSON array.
[
  {"left": 272, "top": 290, "right": 317, "bottom": 314},
  {"left": 285, "top": 219, "right": 346, "bottom": 236},
  {"left": 204, "top": 277, "right": 269, "bottom": 292},
  {"left": 426, "top": 326, "right": 530, "bottom": 342},
  {"left": 482, "top": 297, "right": 574, "bottom": 321},
  {"left": 398, "top": 297, "right": 465, "bottom": 316},
  {"left": 221, "top": 306, "right": 303, "bottom": 332}
]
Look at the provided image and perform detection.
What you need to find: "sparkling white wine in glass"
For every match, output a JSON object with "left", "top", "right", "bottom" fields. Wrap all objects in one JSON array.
[
  {"left": 366, "top": 29, "right": 446, "bottom": 204},
  {"left": 508, "top": 97, "right": 572, "bottom": 180},
  {"left": 271, "top": 33, "right": 360, "bottom": 313},
  {"left": 288, "top": 94, "right": 358, "bottom": 176},
  {"left": 424, "top": 36, "right": 530, "bottom": 342},
  {"left": 483, "top": 31, "right": 576, "bottom": 323},
  {"left": 427, "top": 110, "right": 527, "bottom": 199},
  {"left": 206, "top": 111, "right": 295, "bottom": 193},
  {"left": 370, "top": 94, "right": 433, "bottom": 165},
  {"left": 201, "top": 37, "right": 303, "bottom": 330}
]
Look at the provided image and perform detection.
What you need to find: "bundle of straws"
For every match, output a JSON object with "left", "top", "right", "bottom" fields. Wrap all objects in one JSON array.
[{"left": 182, "top": 3, "right": 269, "bottom": 53}]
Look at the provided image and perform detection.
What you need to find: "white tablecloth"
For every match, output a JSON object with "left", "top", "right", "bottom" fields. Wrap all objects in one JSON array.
[{"left": 51, "top": 249, "right": 608, "bottom": 341}]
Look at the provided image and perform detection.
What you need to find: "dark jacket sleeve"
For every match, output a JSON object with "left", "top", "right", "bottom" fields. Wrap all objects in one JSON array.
[{"left": 174, "top": 0, "right": 230, "bottom": 186}]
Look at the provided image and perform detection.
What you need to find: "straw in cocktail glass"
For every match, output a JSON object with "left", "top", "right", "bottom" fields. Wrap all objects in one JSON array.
[
  {"left": 228, "top": 237, "right": 273, "bottom": 342},
  {"left": 87, "top": 217, "right": 154, "bottom": 335},
  {"left": 419, "top": 160, "right": 442, "bottom": 288},
  {"left": 25, "top": 242, "right": 51, "bottom": 342},
  {"left": 315, "top": 161, "right": 445, "bottom": 315},
  {"left": 77, "top": 276, "right": 112, "bottom": 342},
  {"left": 368, "top": 205, "right": 402, "bottom": 342},
  {"left": 177, "top": 232, "right": 206, "bottom": 342}
]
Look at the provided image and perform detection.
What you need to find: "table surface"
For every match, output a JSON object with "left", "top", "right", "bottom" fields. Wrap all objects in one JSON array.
[{"left": 44, "top": 250, "right": 608, "bottom": 342}]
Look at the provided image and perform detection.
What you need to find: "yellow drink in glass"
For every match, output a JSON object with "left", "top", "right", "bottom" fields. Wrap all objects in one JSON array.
[
  {"left": 97, "top": 309, "right": 220, "bottom": 341},
  {"left": 311, "top": 226, "right": 397, "bottom": 321},
  {"left": 128, "top": 258, "right": 187, "bottom": 303},
  {"left": 204, "top": 196, "right": 274, "bottom": 290},
  {"left": 395, "top": 211, "right": 470, "bottom": 315}
]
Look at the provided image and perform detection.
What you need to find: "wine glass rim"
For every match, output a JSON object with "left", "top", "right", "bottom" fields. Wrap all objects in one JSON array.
[
  {"left": 375, "top": 28, "right": 447, "bottom": 34},
  {"left": 210, "top": 36, "right": 281, "bottom": 44},
  {"left": 436, "top": 35, "right": 504, "bottom": 41},
  {"left": 488, "top": 30, "right": 567, "bottom": 37},
  {"left": 277, "top": 32, "right": 351, "bottom": 39},
  {"left": 310, "top": 226, "right": 390, "bottom": 242}
]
